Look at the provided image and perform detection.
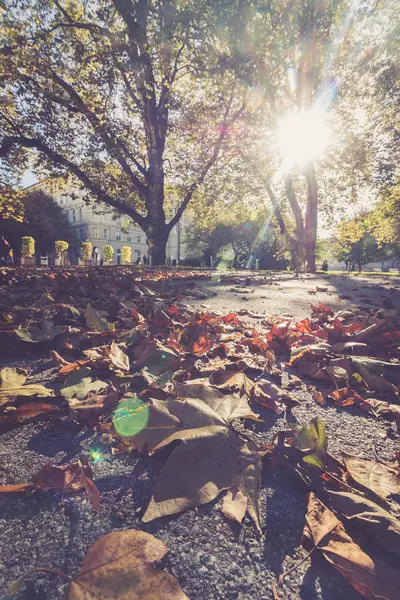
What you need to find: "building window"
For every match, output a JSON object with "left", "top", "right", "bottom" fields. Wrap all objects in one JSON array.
[
  {"left": 127, "top": 234, "right": 132, "bottom": 242},
  {"left": 71, "top": 209, "right": 76, "bottom": 223},
  {"left": 104, "top": 228, "right": 108, "bottom": 239},
  {"left": 93, "top": 227, "right": 98, "bottom": 238},
  {"left": 137, "top": 235, "right": 141, "bottom": 243},
  {"left": 116, "top": 231, "right": 121, "bottom": 241},
  {"left": 135, "top": 249, "right": 141, "bottom": 259},
  {"left": 79, "top": 207, "right": 82, "bottom": 222}
]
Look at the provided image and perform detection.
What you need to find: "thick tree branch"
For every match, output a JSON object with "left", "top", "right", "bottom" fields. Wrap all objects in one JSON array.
[{"left": 0, "top": 135, "right": 146, "bottom": 227}]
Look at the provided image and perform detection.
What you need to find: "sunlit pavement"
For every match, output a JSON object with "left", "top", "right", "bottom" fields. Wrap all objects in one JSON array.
[{"left": 192, "top": 271, "right": 400, "bottom": 322}]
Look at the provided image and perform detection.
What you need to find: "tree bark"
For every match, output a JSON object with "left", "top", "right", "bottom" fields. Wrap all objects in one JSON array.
[
  {"left": 285, "top": 176, "right": 305, "bottom": 271},
  {"left": 304, "top": 164, "right": 318, "bottom": 273},
  {"left": 144, "top": 221, "right": 169, "bottom": 265}
]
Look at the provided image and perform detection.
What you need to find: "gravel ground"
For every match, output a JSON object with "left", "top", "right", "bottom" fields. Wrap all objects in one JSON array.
[{"left": 0, "top": 273, "right": 399, "bottom": 600}]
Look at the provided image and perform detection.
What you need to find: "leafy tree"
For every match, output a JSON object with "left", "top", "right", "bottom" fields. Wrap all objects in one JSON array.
[
  {"left": 80, "top": 241, "right": 92, "bottom": 260},
  {"left": 0, "top": 0, "right": 245, "bottom": 264},
  {"left": 21, "top": 236, "right": 35, "bottom": 257},
  {"left": 0, "top": 190, "right": 74, "bottom": 255},
  {"left": 0, "top": 186, "right": 24, "bottom": 222},
  {"left": 185, "top": 223, "right": 234, "bottom": 265},
  {"left": 121, "top": 246, "right": 132, "bottom": 264},
  {"left": 367, "top": 183, "right": 400, "bottom": 248},
  {"left": 55, "top": 240, "right": 69, "bottom": 255},
  {"left": 103, "top": 245, "right": 114, "bottom": 263},
  {"left": 185, "top": 208, "right": 289, "bottom": 268},
  {"left": 332, "top": 217, "right": 390, "bottom": 272}
]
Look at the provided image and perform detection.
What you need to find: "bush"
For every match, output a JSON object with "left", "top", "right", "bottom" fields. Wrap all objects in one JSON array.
[
  {"left": 21, "top": 236, "right": 35, "bottom": 257},
  {"left": 55, "top": 240, "right": 69, "bottom": 255},
  {"left": 121, "top": 246, "right": 132, "bottom": 264},
  {"left": 103, "top": 245, "right": 114, "bottom": 262},
  {"left": 80, "top": 241, "right": 92, "bottom": 260}
]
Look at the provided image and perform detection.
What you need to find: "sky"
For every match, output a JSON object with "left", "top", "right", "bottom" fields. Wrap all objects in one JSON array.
[{"left": 21, "top": 170, "right": 38, "bottom": 188}]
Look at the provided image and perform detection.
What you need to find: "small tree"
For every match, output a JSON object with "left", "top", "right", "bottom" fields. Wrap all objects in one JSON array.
[
  {"left": 80, "top": 241, "right": 92, "bottom": 261},
  {"left": 21, "top": 236, "right": 35, "bottom": 257},
  {"left": 55, "top": 240, "right": 69, "bottom": 256},
  {"left": 103, "top": 245, "right": 114, "bottom": 263},
  {"left": 121, "top": 246, "right": 132, "bottom": 264}
]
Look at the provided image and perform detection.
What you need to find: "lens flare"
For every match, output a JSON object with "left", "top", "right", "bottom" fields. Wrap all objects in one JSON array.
[
  {"left": 113, "top": 395, "right": 149, "bottom": 438},
  {"left": 90, "top": 449, "right": 103, "bottom": 463}
]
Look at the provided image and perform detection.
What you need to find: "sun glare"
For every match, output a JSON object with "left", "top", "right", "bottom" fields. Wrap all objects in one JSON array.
[{"left": 277, "top": 109, "right": 331, "bottom": 171}]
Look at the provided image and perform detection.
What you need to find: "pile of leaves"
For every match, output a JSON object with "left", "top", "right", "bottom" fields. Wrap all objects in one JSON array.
[{"left": 1, "top": 268, "right": 400, "bottom": 599}]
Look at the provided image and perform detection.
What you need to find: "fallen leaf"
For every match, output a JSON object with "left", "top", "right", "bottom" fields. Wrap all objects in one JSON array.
[
  {"left": 0, "top": 403, "right": 59, "bottom": 425},
  {"left": 294, "top": 417, "right": 328, "bottom": 470},
  {"left": 222, "top": 443, "right": 267, "bottom": 531},
  {"left": 132, "top": 338, "right": 180, "bottom": 376},
  {"left": 0, "top": 367, "right": 54, "bottom": 406},
  {"left": 343, "top": 453, "right": 400, "bottom": 502},
  {"left": 329, "top": 491, "right": 400, "bottom": 557},
  {"left": 304, "top": 493, "right": 400, "bottom": 599},
  {"left": 61, "top": 367, "right": 108, "bottom": 400},
  {"left": 0, "top": 458, "right": 99, "bottom": 509},
  {"left": 86, "top": 303, "right": 114, "bottom": 332},
  {"left": 68, "top": 530, "right": 188, "bottom": 600},
  {"left": 115, "top": 381, "right": 260, "bottom": 524}
]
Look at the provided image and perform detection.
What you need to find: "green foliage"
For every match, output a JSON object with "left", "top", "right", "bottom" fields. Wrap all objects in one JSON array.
[
  {"left": 80, "top": 241, "right": 92, "bottom": 261},
  {"left": 21, "top": 236, "right": 34, "bottom": 257},
  {"left": 332, "top": 215, "right": 391, "bottom": 270},
  {"left": 367, "top": 183, "right": 400, "bottom": 247},
  {"left": 121, "top": 246, "right": 132, "bottom": 264},
  {"left": 0, "top": 187, "right": 24, "bottom": 222},
  {"left": 0, "top": 191, "right": 74, "bottom": 255},
  {"left": 103, "top": 245, "right": 114, "bottom": 263},
  {"left": 55, "top": 240, "right": 69, "bottom": 255},
  {"left": 186, "top": 207, "right": 289, "bottom": 268}
]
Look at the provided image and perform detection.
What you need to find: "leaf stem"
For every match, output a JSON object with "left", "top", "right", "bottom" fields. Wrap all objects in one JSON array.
[{"left": 277, "top": 546, "right": 316, "bottom": 586}]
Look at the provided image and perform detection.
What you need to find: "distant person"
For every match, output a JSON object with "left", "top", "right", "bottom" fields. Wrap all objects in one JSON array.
[
  {"left": 142, "top": 254, "right": 147, "bottom": 265},
  {"left": 0, "top": 235, "right": 11, "bottom": 266},
  {"left": 136, "top": 256, "right": 141, "bottom": 265},
  {"left": 343, "top": 259, "right": 350, "bottom": 273}
]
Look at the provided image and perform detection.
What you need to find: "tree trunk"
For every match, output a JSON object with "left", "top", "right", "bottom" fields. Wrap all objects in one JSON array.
[
  {"left": 304, "top": 164, "right": 318, "bottom": 273},
  {"left": 285, "top": 177, "right": 305, "bottom": 271},
  {"left": 145, "top": 222, "right": 169, "bottom": 265}
]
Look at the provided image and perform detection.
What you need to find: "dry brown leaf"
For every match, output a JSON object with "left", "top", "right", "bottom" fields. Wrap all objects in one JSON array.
[
  {"left": 68, "top": 530, "right": 188, "bottom": 600},
  {"left": 116, "top": 382, "right": 260, "bottom": 524},
  {"left": 0, "top": 403, "right": 59, "bottom": 425},
  {"left": 343, "top": 453, "right": 400, "bottom": 502},
  {"left": 329, "top": 491, "right": 400, "bottom": 557},
  {"left": 0, "top": 458, "right": 99, "bottom": 509},
  {"left": 0, "top": 367, "right": 54, "bottom": 406},
  {"left": 304, "top": 493, "right": 400, "bottom": 599},
  {"left": 222, "top": 443, "right": 267, "bottom": 531}
]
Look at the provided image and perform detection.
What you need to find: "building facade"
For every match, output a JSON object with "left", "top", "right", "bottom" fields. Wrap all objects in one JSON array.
[{"left": 26, "top": 179, "right": 188, "bottom": 264}]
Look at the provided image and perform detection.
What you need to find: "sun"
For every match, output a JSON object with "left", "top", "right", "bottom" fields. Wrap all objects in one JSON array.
[{"left": 277, "top": 108, "right": 331, "bottom": 170}]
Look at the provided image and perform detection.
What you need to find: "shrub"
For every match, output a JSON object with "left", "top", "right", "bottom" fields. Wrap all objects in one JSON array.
[
  {"left": 21, "top": 236, "right": 35, "bottom": 257},
  {"left": 103, "top": 245, "right": 114, "bottom": 262},
  {"left": 121, "top": 246, "right": 132, "bottom": 264},
  {"left": 55, "top": 240, "right": 69, "bottom": 255},
  {"left": 80, "top": 241, "right": 92, "bottom": 260}
]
